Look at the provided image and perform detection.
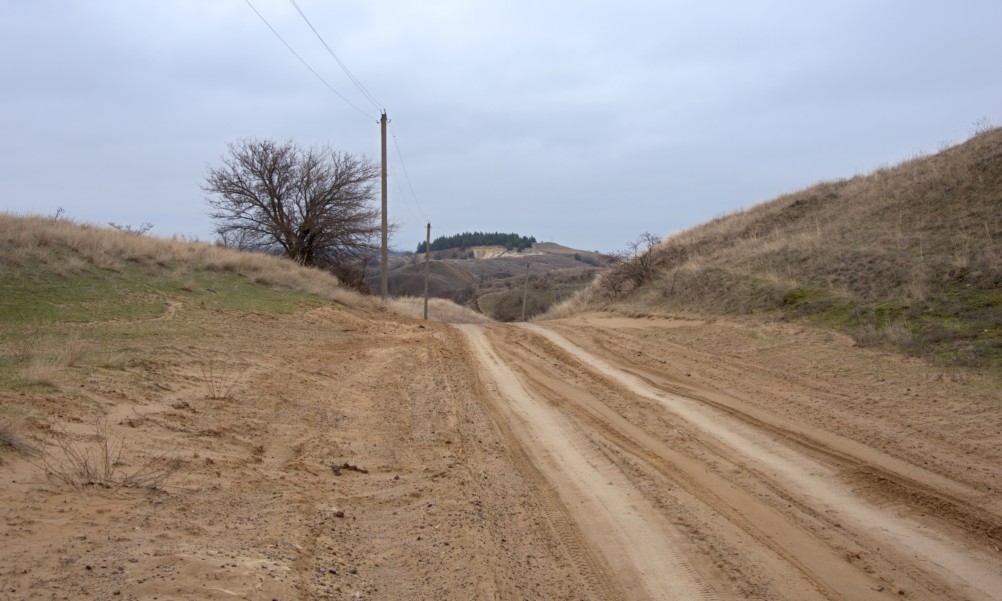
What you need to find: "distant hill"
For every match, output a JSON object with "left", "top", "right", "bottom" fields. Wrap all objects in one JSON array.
[
  {"left": 374, "top": 242, "right": 612, "bottom": 321},
  {"left": 417, "top": 231, "right": 537, "bottom": 253},
  {"left": 555, "top": 126, "right": 1002, "bottom": 371}
]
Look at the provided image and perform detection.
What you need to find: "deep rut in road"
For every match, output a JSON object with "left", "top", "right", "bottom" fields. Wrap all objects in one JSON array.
[
  {"left": 459, "top": 322, "right": 1002, "bottom": 601},
  {"left": 459, "top": 325, "right": 712, "bottom": 601}
]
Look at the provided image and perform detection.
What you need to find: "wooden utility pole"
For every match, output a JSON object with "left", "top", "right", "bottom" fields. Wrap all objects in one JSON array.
[
  {"left": 380, "top": 111, "right": 388, "bottom": 300},
  {"left": 424, "top": 222, "right": 431, "bottom": 320},
  {"left": 521, "top": 263, "right": 530, "bottom": 322}
]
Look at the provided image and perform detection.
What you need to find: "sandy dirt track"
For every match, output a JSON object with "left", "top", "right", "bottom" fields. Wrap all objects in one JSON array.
[{"left": 2, "top": 306, "right": 1001, "bottom": 599}]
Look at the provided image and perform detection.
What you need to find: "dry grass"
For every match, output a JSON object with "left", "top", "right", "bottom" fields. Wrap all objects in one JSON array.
[
  {"left": 539, "top": 290, "right": 594, "bottom": 320},
  {"left": 33, "top": 419, "right": 179, "bottom": 491},
  {"left": 0, "top": 212, "right": 377, "bottom": 311},
  {"left": 20, "top": 354, "right": 62, "bottom": 387},
  {"left": 62, "top": 337, "right": 86, "bottom": 367},
  {"left": 386, "top": 296, "right": 492, "bottom": 324},
  {"left": 554, "top": 126, "right": 1002, "bottom": 369},
  {"left": 13, "top": 334, "right": 86, "bottom": 387}
]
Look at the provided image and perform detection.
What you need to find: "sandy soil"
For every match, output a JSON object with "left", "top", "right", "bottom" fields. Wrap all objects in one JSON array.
[{"left": 2, "top": 306, "right": 1000, "bottom": 600}]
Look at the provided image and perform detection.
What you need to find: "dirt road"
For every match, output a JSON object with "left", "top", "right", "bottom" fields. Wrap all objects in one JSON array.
[
  {"left": 460, "top": 317, "right": 1002, "bottom": 601},
  {"left": 3, "top": 306, "right": 1000, "bottom": 599}
]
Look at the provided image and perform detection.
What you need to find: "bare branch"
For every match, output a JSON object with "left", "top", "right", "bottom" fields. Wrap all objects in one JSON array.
[
  {"left": 204, "top": 139, "right": 381, "bottom": 284},
  {"left": 600, "top": 232, "right": 663, "bottom": 297}
]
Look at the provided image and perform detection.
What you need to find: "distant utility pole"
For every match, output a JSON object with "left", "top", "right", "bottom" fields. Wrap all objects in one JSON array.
[
  {"left": 380, "top": 111, "right": 388, "bottom": 300},
  {"left": 424, "top": 222, "right": 431, "bottom": 321},
  {"left": 521, "top": 263, "right": 530, "bottom": 322}
]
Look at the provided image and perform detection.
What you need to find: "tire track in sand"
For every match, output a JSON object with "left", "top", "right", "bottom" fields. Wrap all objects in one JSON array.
[
  {"left": 525, "top": 323, "right": 1002, "bottom": 601},
  {"left": 458, "top": 324, "right": 710, "bottom": 601}
]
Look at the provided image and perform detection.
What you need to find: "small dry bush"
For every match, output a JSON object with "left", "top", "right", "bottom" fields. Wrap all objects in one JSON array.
[
  {"left": 598, "top": 232, "right": 664, "bottom": 298},
  {"left": 199, "top": 358, "right": 247, "bottom": 400},
  {"left": 34, "top": 419, "right": 179, "bottom": 491}
]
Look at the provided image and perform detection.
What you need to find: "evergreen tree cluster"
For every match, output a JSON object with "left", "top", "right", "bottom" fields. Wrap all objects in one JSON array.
[{"left": 416, "top": 231, "right": 537, "bottom": 253}]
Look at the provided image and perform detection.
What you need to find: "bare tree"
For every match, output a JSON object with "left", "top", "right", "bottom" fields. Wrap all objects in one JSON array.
[
  {"left": 601, "top": 232, "right": 663, "bottom": 296},
  {"left": 204, "top": 139, "right": 381, "bottom": 270}
]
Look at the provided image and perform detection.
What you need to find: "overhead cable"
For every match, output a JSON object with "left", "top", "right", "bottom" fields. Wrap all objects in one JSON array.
[
  {"left": 242, "top": 0, "right": 376, "bottom": 121},
  {"left": 390, "top": 123, "right": 428, "bottom": 223},
  {"left": 287, "top": 0, "right": 383, "bottom": 112}
]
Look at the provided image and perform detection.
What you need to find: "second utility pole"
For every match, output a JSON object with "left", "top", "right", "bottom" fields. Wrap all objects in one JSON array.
[
  {"left": 380, "top": 111, "right": 388, "bottom": 300},
  {"left": 424, "top": 223, "right": 430, "bottom": 320}
]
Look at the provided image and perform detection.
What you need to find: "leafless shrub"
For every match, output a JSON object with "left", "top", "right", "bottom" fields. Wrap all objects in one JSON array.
[
  {"left": 199, "top": 358, "right": 246, "bottom": 400},
  {"left": 970, "top": 116, "right": 995, "bottom": 137},
  {"left": 33, "top": 420, "right": 179, "bottom": 491},
  {"left": 600, "top": 232, "right": 663, "bottom": 297},
  {"left": 108, "top": 221, "right": 154, "bottom": 235},
  {"left": 328, "top": 254, "right": 374, "bottom": 294},
  {"left": 215, "top": 227, "right": 258, "bottom": 251}
]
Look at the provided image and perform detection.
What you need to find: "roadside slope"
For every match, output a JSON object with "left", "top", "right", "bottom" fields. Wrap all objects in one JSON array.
[{"left": 558, "top": 126, "right": 1002, "bottom": 371}]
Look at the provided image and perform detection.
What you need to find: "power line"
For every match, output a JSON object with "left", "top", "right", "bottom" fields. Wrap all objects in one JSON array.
[
  {"left": 389, "top": 163, "right": 418, "bottom": 224},
  {"left": 249, "top": 0, "right": 429, "bottom": 242},
  {"left": 242, "top": 0, "right": 376, "bottom": 121},
  {"left": 287, "top": 0, "right": 383, "bottom": 112},
  {"left": 390, "top": 123, "right": 428, "bottom": 223}
]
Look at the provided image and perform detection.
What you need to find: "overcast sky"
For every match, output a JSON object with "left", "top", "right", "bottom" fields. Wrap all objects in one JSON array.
[{"left": 2, "top": 1, "right": 1000, "bottom": 252}]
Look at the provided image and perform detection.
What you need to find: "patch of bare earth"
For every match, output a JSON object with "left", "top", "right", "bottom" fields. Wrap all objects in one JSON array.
[
  {"left": 0, "top": 305, "right": 600, "bottom": 600},
  {"left": 4, "top": 303, "right": 1001, "bottom": 600}
]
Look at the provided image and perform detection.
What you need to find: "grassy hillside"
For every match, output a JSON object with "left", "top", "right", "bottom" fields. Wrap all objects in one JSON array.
[
  {"left": 0, "top": 214, "right": 375, "bottom": 391},
  {"left": 554, "top": 127, "right": 1002, "bottom": 371},
  {"left": 0, "top": 214, "right": 375, "bottom": 315},
  {"left": 0, "top": 214, "right": 493, "bottom": 397}
]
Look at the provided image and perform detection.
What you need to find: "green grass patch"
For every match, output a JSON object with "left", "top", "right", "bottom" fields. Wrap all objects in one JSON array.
[
  {"left": 797, "top": 285, "right": 1002, "bottom": 373},
  {"left": 1, "top": 255, "right": 330, "bottom": 395},
  {"left": 0, "top": 258, "right": 164, "bottom": 323},
  {"left": 171, "top": 269, "right": 328, "bottom": 314},
  {"left": 0, "top": 260, "right": 325, "bottom": 327},
  {"left": 782, "top": 286, "right": 826, "bottom": 307}
]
